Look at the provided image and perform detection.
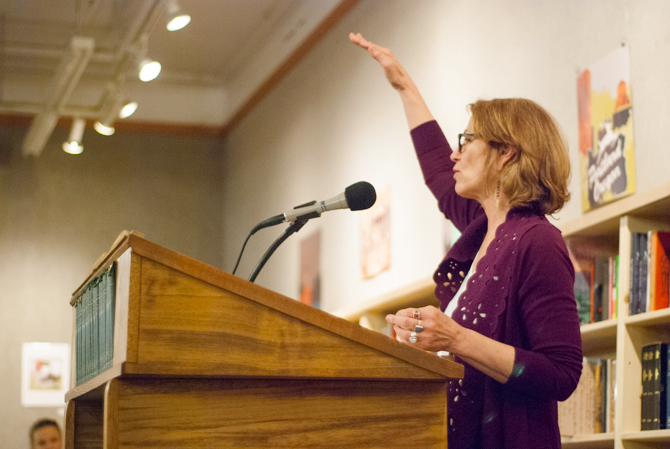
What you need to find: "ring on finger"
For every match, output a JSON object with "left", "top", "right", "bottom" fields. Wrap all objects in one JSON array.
[
  {"left": 413, "top": 308, "right": 421, "bottom": 320},
  {"left": 409, "top": 331, "right": 417, "bottom": 343},
  {"left": 415, "top": 320, "right": 424, "bottom": 333}
]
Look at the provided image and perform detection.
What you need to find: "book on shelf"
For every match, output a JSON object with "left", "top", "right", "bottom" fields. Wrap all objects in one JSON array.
[
  {"left": 667, "top": 345, "right": 670, "bottom": 430},
  {"left": 608, "top": 255, "right": 619, "bottom": 319},
  {"left": 641, "top": 342, "right": 668, "bottom": 430},
  {"left": 559, "top": 357, "right": 615, "bottom": 436},
  {"left": 592, "top": 257, "right": 610, "bottom": 322},
  {"left": 630, "top": 231, "right": 670, "bottom": 316},
  {"left": 569, "top": 242, "right": 618, "bottom": 323},
  {"left": 574, "top": 257, "right": 592, "bottom": 324},
  {"left": 630, "top": 232, "right": 646, "bottom": 316},
  {"left": 74, "top": 262, "right": 117, "bottom": 385},
  {"left": 648, "top": 231, "right": 670, "bottom": 312}
]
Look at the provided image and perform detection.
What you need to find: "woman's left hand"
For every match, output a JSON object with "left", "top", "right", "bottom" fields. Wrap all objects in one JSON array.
[{"left": 387, "top": 306, "right": 464, "bottom": 353}]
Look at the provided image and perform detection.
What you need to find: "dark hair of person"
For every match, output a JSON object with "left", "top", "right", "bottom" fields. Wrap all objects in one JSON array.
[{"left": 30, "top": 419, "right": 61, "bottom": 443}]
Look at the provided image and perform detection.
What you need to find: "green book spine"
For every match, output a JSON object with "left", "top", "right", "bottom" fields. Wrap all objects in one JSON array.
[
  {"left": 75, "top": 298, "right": 82, "bottom": 385},
  {"left": 100, "top": 272, "right": 107, "bottom": 374},
  {"left": 87, "top": 281, "right": 95, "bottom": 383},
  {"left": 92, "top": 278, "right": 100, "bottom": 379},
  {"left": 106, "top": 263, "right": 117, "bottom": 370},
  {"left": 87, "top": 283, "right": 94, "bottom": 383},
  {"left": 82, "top": 285, "right": 89, "bottom": 383}
]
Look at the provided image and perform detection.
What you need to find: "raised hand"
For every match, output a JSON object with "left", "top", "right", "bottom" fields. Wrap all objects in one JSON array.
[
  {"left": 349, "top": 32, "right": 413, "bottom": 92},
  {"left": 349, "top": 32, "right": 433, "bottom": 129}
]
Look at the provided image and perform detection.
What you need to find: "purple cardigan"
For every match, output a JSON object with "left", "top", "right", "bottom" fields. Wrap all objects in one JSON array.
[{"left": 411, "top": 121, "right": 583, "bottom": 449}]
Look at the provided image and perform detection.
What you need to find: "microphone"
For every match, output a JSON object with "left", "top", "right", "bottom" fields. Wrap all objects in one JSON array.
[
  {"left": 232, "top": 181, "right": 376, "bottom": 278},
  {"left": 254, "top": 181, "right": 377, "bottom": 233}
]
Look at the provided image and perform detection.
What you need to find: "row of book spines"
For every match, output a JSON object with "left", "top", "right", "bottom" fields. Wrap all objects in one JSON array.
[
  {"left": 575, "top": 255, "right": 618, "bottom": 324},
  {"left": 75, "top": 262, "right": 117, "bottom": 386},
  {"left": 558, "top": 357, "right": 615, "bottom": 437},
  {"left": 641, "top": 343, "right": 669, "bottom": 430},
  {"left": 630, "top": 230, "right": 670, "bottom": 316}
]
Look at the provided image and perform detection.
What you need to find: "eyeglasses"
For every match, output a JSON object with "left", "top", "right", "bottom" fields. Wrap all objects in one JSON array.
[{"left": 457, "top": 133, "right": 476, "bottom": 153}]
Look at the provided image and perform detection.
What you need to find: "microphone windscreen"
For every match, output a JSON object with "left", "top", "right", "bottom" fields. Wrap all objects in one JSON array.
[{"left": 345, "top": 181, "right": 376, "bottom": 211}]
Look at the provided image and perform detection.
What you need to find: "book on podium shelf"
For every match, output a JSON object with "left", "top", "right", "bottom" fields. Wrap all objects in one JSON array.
[{"left": 74, "top": 262, "right": 117, "bottom": 385}]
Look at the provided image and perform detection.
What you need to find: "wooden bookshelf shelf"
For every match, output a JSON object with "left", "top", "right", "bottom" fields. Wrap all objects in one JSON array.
[
  {"left": 624, "top": 307, "right": 670, "bottom": 327},
  {"left": 620, "top": 428, "right": 670, "bottom": 443},
  {"left": 558, "top": 181, "right": 670, "bottom": 239},
  {"left": 561, "top": 432, "right": 614, "bottom": 449},
  {"left": 580, "top": 319, "right": 618, "bottom": 357}
]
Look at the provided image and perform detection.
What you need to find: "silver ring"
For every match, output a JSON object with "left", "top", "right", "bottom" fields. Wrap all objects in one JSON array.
[
  {"left": 415, "top": 320, "right": 424, "bottom": 333},
  {"left": 409, "top": 331, "right": 417, "bottom": 343},
  {"left": 413, "top": 308, "right": 421, "bottom": 320}
]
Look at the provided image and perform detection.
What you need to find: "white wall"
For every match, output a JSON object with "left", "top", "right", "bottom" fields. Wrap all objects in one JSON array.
[
  {"left": 0, "top": 124, "right": 223, "bottom": 448},
  {"left": 222, "top": 0, "right": 670, "bottom": 313}
]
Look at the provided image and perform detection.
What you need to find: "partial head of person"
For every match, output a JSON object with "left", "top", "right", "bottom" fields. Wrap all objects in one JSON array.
[
  {"left": 459, "top": 98, "right": 571, "bottom": 215},
  {"left": 30, "top": 419, "right": 62, "bottom": 449}
]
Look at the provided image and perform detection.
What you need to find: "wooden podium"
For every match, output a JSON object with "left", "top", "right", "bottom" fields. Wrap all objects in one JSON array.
[{"left": 65, "top": 232, "right": 463, "bottom": 448}]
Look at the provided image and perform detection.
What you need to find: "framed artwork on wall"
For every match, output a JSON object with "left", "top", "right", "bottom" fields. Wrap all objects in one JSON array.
[
  {"left": 21, "top": 342, "right": 70, "bottom": 407},
  {"left": 360, "top": 186, "right": 391, "bottom": 279}
]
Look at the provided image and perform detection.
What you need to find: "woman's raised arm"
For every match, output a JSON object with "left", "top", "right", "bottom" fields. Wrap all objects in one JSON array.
[{"left": 349, "top": 32, "right": 434, "bottom": 130}]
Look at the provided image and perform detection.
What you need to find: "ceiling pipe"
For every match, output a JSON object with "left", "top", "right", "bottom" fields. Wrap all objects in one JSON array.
[
  {"left": 19, "top": 0, "right": 166, "bottom": 157},
  {"left": 3, "top": 44, "right": 117, "bottom": 64},
  {"left": 22, "top": 36, "right": 95, "bottom": 157}
]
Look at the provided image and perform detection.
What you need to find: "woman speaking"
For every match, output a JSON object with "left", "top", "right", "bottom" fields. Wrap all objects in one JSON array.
[{"left": 350, "top": 33, "right": 583, "bottom": 449}]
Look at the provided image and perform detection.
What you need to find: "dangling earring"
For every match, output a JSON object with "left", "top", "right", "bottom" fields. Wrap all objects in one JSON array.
[{"left": 495, "top": 179, "right": 501, "bottom": 208}]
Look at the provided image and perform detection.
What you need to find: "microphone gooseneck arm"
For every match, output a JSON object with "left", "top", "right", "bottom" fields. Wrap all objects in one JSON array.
[
  {"left": 248, "top": 219, "right": 309, "bottom": 283},
  {"left": 231, "top": 201, "right": 317, "bottom": 276},
  {"left": 231, "top": 181, "right": 376, "bottom": 278}
]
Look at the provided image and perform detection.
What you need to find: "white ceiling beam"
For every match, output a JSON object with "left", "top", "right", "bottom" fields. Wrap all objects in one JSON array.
[{"left": 22, "top": 36, "right": 95, "bottom": 157}]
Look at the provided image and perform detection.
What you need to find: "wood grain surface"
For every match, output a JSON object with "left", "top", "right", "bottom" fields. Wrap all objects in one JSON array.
[
  {"left": 112, "top": 377, "right": 447, "bottom": 448},
  {"left": 133, "top": 257, "right": 446, "bottom": 379}
]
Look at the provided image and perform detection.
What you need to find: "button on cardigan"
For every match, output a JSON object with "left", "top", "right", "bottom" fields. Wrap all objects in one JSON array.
[{"left": 411, "top": 120, "right": 583, "bottom": 449}]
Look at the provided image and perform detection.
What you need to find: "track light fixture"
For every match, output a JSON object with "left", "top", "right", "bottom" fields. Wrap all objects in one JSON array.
[
  {"left": 139, "top": 59, "right": 161, "bottom": 82},
  {"left": 93, "top": 121, "right": 115, "bottom": 136},
  {"left": 165, "top": 0, "right": 191, "bottom": 31},
  {"left": 63, "top": 118, "right": 85, "bottom": 154},
  {"left": 136, "top": 34, "right": 161, "bottom": 82},
  {"left": 94, "top": 100, "right": 138, "bottom": 136},
  {"left": 119, "top": 101, "right": 138, "bottom": 119}
]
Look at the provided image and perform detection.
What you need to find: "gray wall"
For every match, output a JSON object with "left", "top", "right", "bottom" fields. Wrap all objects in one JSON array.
[
  {"left": 0, "top": 123, "right": 223, "bottom": 448},
  {"left": 222, "top": 0, "right": 670, "bottom": 312}
]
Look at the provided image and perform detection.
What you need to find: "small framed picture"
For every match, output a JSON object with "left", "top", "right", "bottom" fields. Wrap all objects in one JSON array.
[{"left": 21, "top": 342, "right": 70, "bottom": 407}]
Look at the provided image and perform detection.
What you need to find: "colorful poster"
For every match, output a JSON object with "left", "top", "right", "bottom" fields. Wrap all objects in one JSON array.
[
  {"left": 299, "top": 230, "right": 321, "bottom": 308},
  {"left": 21, "top": 343, "right": 70, "bottom": 407},
  {"left": 361, "top": 186, "right": 391, "bottom": 279},
  {"left": 577, "top": 46, "right": 636, "bottom": 212}
]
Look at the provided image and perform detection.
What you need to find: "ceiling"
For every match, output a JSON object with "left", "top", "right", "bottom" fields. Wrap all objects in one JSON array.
[{"left": 0, "top": 0, "right": 357, "bottom": 155}]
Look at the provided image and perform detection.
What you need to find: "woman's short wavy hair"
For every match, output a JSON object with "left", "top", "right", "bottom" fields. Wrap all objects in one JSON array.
[{"left": 469, "top": 98, "right": 571, "bottom": 215}]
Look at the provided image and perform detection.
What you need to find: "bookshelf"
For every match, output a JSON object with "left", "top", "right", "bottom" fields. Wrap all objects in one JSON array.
[{"left": 333, "top": 181, "right": 670, "bottom": 449}]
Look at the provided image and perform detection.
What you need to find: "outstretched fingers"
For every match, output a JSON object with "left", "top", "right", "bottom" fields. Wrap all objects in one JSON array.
[
  {"left": 349, "top": 32, "right": 370, "bottom": 49},
  {"left": 349, "top": 32, "right": 390, "bottom": 60}
]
